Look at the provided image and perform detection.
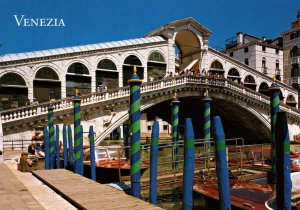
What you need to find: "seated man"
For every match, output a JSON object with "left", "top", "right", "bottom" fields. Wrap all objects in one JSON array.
[{"left": 19, "top": 152, "right": 33, "bottom": 172}]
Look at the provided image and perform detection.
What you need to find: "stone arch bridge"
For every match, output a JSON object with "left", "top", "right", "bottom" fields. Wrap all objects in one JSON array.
[{"left": 1, "top": 75, "right": 300, "bottom": 145}]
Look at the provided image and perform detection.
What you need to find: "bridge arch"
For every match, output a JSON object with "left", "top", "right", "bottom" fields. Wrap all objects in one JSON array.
[
  {"left": 122, "top": 55, "right": 143, "bottom": 86},
  {"left": 66, "top": 62, "right": 91, "bottom": 97},
  {"left": 258, "top": 82, "right": 270, "bottom": 97},
  {"left": 147, "top": 51, "right": 167, "bottom": 81},
  {"left": 0, "top": 72, "right": 28, "bottom": 109},
  {"left": 209, "top": 60, "right": 225, "bottom": 76},
  {"left": 33, "top": 67, "right": 61, "bottom": 102},
  {"left": 226, "top": 67, "right": 241, "bottom": 83},
  {"left": 96, "top": 59, "right": 119, "bottom": 90},
  {"left": 243, "top": 74, "right": 257, "bottom": 91},
  {"left": 174, "top": 29, "right": 201, "bottom": 72}
]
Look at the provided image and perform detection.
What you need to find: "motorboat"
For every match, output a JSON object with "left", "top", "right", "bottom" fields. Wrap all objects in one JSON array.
[{"left": 83, "top": 145, "right": 149, "bottom": 183}]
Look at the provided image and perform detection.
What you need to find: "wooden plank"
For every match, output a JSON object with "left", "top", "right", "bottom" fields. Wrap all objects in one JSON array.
[{"left": 32, "top": 169, "right": 163, "bottom": 210}]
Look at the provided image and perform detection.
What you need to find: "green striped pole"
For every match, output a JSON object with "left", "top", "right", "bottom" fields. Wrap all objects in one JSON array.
[
  {"left": 203, "top": 89, "right": 212, "bottom": 170},
  {"left": 128, "top": 65, "right": 142, "bottom": 199},
  {"left": 48, "top": 104, "right": 55, "bottom": 169},
  {"left": 73, "top": 89, "right": 82, "bottom": 175},
  {"left": 268, "top": 77, "right": 280, "bottom": 184},
  {"left": 171, "top": 92, "right": 180, "bottom": 170}
]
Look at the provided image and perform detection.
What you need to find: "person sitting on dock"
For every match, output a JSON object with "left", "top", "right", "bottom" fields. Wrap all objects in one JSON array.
[
  {"left": 28, "top": 143, "right": 35, "bottom": 155},
  {"left": 19, "top": 152, "right": 33, "bottom": 172}
]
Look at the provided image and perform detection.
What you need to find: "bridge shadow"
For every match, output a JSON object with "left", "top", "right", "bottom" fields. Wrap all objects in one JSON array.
[{"left": 145, "top": 97, "right": 271, "bottom": 145}]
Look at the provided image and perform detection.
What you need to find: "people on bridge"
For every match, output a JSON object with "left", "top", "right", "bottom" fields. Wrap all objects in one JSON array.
[
  {"left": 19, "top": 152, "right": 33, "bottom": 172},
  {"left": 31, "top": 98, "right": 39, "bottom": 106}
]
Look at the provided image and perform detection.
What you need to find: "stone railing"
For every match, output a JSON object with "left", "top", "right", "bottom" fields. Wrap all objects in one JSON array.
[{"left": 1, "top": 75, "right": 300, "bottom": 123}]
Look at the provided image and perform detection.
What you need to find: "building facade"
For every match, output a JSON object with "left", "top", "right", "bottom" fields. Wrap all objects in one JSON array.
[{"left": 224, "top": 32, "right": 283, "bottom": 81}]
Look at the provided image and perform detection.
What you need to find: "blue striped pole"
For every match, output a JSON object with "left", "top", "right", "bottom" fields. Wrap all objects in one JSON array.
[
  {"left": 48, "top": 104, "right": 55, "bottom": 169},
  {"left": 80, "top": 125, "right": 84, "bottom": 176},
  {"left": 43, "top": 126, "right": 50, "bottom": 170},
  {"left": 275, "top": 112, "right": 292, "bottom": 210},
  {"left": 128, "top": 65, "right": 142, "bottom": 199},
  {"left": 123, "top": 124, "right": 130, "bottom": 159},
  {"left": 183, "top": 118, "right": 195, "bottom": 210},
  {"left": 171, "top": 93, "right": 180, "bottom": 170},
  {"left": 73, "top": 89, "right": 82, "bottom": 175},
  {"left": 203, "top": 89, "right": 212, "bottom": 169},
  {"left": 213, "top": 116, "right": 231, "bottom": 210},
  {"left": 150, "top": 121, "right": 159, "bottom": 205},
  {"left": 269, "top": 77, "right": 280, "bottom": 184},
  {"left": 63, "top": 124, "right": 68, "bottom": 169},
  {"left": 89, "top": 126, "right": 96, "bottom": 181},
  {"left": 67, "top": 125, "right": 74, "bottom": 169},
  {"left": 55, "top": 125, "right": 60, "bottom": 169}
]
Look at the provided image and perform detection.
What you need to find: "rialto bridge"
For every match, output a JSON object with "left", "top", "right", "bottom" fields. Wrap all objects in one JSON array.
[{"left": 0, "top": 17, "right": 299, "bottom": 147}]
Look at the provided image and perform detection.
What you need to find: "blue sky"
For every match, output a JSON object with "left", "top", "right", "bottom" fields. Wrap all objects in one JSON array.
[{"left": 0, "top": 0, "right": 299, "bottom": 55}]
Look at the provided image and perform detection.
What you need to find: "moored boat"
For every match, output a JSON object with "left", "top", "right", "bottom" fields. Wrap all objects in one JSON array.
[
  {"left": 194, "top": 177, "right": 274, "bottom": 210},
  {"left": 83, "top": 145, "right": 149, "bottom": 183}
]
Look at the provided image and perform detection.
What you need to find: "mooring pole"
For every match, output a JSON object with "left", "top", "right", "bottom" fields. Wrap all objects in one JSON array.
[
  {"left": 275, "top": 112, "right": 292, "bottom": 210},
  {"left": 55, "top": 125, "right": 60, "bottom": 169},
  {"left": 128, "top": 65, "right": 142, "bottom": 199},
  {"left": 123, "top": 124, "right": 130, "bottom": 159},
  {"left": 80, "top": 125, "right": 84, "bottom": 176},
  {"left": 213, "top": 116, "right": 231, "bottom": 210},
  {"left": 203, "top": 89, "right": 212, "bottom": 170},
  {"left": 150, "top": 121, "right": 159, "bottom": 205},
  {"left": 44, "top": 126, "right": 49, "bottom": 170},
  {"left": 48, "top": 104, "right": 55, "bottom": 169},
  {"left": 63, "top": 124, "right": 68, "bottom": 169},
  {"left": 171, "top": 92, "right": 180, "bottom": 170},
  {"left": 183, "top": 118, "right": 195, "bottom": 210},
  {"left": 67, "top": 125, "right": 74, "bottom": 169},
  {"left": 73, "top": 89, "right": 82, "bottom": 175},
  {"left": 89, "top": 126, "right": 96, "bottom": 181},
  {"left": 268, "top": 76, "right": 280, "bottom": 184}
]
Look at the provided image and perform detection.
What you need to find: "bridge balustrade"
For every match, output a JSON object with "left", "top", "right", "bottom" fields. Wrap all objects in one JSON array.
[{"left": 1, "top": 75, "right": 300, "bottom": 123}]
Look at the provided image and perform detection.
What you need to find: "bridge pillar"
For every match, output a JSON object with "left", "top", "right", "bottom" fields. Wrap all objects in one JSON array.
[
  {"left": 202, "top": 89, "right": 212, "bottom": 170},
  {"left": 171, "top": 92, "right": 180, "bottom": 170},
  {"left": 128, "top": 65, "right": 142, "bottom": 199},
  {"left": 268, "top": 79, "right": 280, "bottom": 184}
]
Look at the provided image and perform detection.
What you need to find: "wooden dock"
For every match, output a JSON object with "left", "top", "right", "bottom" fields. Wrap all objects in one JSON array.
[{"left": 32, "top": 169, "right": 163, "bottom": 210}]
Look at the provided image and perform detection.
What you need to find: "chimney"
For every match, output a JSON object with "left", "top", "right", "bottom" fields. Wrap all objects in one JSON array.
[{"left": 236, "top": 32, "right": 243, "bottom": 45}]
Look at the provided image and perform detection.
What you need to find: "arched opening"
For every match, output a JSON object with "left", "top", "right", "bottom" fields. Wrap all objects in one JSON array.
[
  {"left": 286, "top": 95, "right": 297, "bottom": 107},
  {"left": 66, "top": 62, "right": 91, "bottom": 97},
  {"left": 174, "top": 30, "right": 201, "bottom": 74},
  {"left": 122, "top": 55, "right": 143, "bottom": 86},
  {"left": 147, "top": 52, "right": 167, "bottom": 81},
  {"left": 96, "top": 59, "right": 119, "bottom": 91},
  {"left": 0, "top": 73, "right": 28, "bottom": 110},
  {"left": 209, "top": 60, "right": 224, "bottom": 77},
  {"left": 34, "top": 67, "right": 61, "bottom": 103},
  {"left": 244, "top": 75, "right": 256, "bottom": 91},
  {"left": 258, "top": 82, "right": 269, "bottom": 97},
  {"left": 227, "top": 68, "right": 241, "bottom": 83},
  {"left": 291, "top": 46, "right": 299, "bottom": 57}
]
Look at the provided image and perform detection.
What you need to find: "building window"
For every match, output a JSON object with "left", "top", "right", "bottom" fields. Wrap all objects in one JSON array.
[
  {"left": 229, "top": 52, "right": 233, "bottom": 57},
  {"left": 262, "top": 46, "right": 266, "bottom": 51},
  {"left": 291, "top": 46, "right": 299, "bottom": 57},
  {"left": 147, "top": 126, "right": 151, "bottom": 131},
  {"left": 276, "top": 60, "right": 279, "bottom": 70},
  {"left": 244, "top": 58, "right": 249, "bottom": 65},
  {"left": 262, "top": 57, "right": 266, "bottom": 68},
  {"left": 276, "top": 49, "right": 279, "bottom": 54},
  {"left": 163, "top": 125, "right": 168, "bottom": 131},
  {"left": 244, "top": 47, "right": 248, "bottom": 53}
]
